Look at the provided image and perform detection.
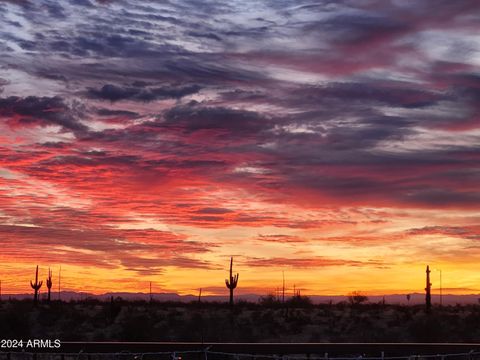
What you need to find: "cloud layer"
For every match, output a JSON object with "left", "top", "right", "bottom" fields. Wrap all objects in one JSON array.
[{"left": 0, "top": 0, "right": 479, "bottom": 295}]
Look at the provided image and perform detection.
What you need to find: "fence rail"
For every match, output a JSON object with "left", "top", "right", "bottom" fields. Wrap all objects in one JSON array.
[
  {"left": 2, "top": 343, "right": 480, "bottom": 359},
  {"left": 1, "top": 350, "right": 480, "bottom": 360}
]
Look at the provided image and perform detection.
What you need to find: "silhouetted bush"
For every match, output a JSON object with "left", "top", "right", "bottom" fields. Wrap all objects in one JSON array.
[
  {"left": 258, "top": 294, "right": 281, "bottom": 307},
  {"left": 348, "top": 291, "right": 369, "bottom": 305},
  {"left": 287, "top": 295, "right": 313, "bottom": 308}
]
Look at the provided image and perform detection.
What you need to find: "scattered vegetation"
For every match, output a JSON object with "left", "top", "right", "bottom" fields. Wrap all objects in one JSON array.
[
  {"left": 7, "top": 263, "right": 462, "bottom": 342},
  {"left": 1, "top": 299, "right": 479, "bottom": 342}
]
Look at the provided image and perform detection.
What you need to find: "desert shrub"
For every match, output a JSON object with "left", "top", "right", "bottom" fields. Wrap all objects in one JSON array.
[
  {"left": 117, "top": 313, "right": 156, "bottom": 341},
  {"left": 348, "top": 291, "right": 369, "bottom": 305},
  {"left": 0, "top": 308, "right": 31, "bottom": 337},
  {"left": 409, "top": 314, "right": 445, "bottom": 342},
  {"left": 288, "top": 295, "right": 313, "bottom": 308},
  {"left": 259, "top": 294, "right": 281, "bottom": 307}
]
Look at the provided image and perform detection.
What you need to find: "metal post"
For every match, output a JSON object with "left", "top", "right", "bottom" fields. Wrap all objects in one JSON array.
[
  {"left": 435, "top": 268, "right": 443, "bottom": 306},
  {"left": 440, "top": 269, "right": 443, "bottom": 306}
]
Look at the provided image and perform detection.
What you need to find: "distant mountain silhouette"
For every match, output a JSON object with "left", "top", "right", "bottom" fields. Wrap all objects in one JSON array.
[{"left": 2, "top": 291, "right": 480, "bottom": 304}]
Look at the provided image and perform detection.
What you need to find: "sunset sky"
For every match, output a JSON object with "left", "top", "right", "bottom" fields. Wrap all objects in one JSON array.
[{"left": 0, "top": 0, "right": 479, "bottom": 297}]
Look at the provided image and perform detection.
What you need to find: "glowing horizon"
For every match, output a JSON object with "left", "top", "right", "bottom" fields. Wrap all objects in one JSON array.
[{"left": 0, "top": 0, "right": 479, "bottom": 297}]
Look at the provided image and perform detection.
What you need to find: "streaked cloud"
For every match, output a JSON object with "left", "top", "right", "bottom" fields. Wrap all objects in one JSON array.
[{"left": 0, "top": 0, "right": 479, "bottom": 295}]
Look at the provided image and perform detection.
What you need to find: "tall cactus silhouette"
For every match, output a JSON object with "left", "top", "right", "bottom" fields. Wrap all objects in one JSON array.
[
  {"left": 225, "top": 257, "right": 239, "bottom": 307},
  {"left": 46, "top": 268, "right": 53, "bottom": 302},
  {"left": 30, "top": 265, "right": 43, "bottom": 305},
  {"left": 425, "top": 265, "right": 432, "bottom": 313}
]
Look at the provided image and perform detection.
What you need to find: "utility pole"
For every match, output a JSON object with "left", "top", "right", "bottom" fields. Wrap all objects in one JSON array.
[
  {"left": 433, "top": 268, "right": 443, "bottom": 306},
  {"left": 282, "top": 271, "right": 285, "bottom": 303},
  {"left": 58, "top": 266, "right": 61, "bottom": 301},
  {"left": 440, "top": 269, "right": 442, "bottom": 306},
  {"left": 149, "top": 281, "right": 152, "bottom": 302},
  {"left": 438, "top": 269, "right": 442, "bottom": 306}
]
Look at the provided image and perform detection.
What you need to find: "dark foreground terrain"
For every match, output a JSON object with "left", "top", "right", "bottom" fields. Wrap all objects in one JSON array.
[{"left": 2, "top": 298, "right": 480, "bottom": 342}]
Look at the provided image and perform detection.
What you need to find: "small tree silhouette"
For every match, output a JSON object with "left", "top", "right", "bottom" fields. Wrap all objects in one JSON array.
[
  {"left": 225, "top": 257, "right": 239, "bottom": 308},
  {"left": 46, "top": 268, "right": 53, "bottom": 302},
  {"left": 30, "top": 265, "right": 43, "bottom": 306},
  {"left": 348, "top": 291, "right": 368, "bottom": 305}
]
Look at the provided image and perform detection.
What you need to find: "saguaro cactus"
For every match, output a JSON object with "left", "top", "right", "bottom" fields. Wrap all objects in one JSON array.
[
  {"left": 30, "top": 265, "right": 43, "bottom": 305},
  {"left": 46, "top": 268, "right": 53, "bottom": 302},
  {"left": 225, "top": 257, "right": 239, "bottom": 307},
  {"left": 425, "top": 265, "right": 432, "bottom": 313}
]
